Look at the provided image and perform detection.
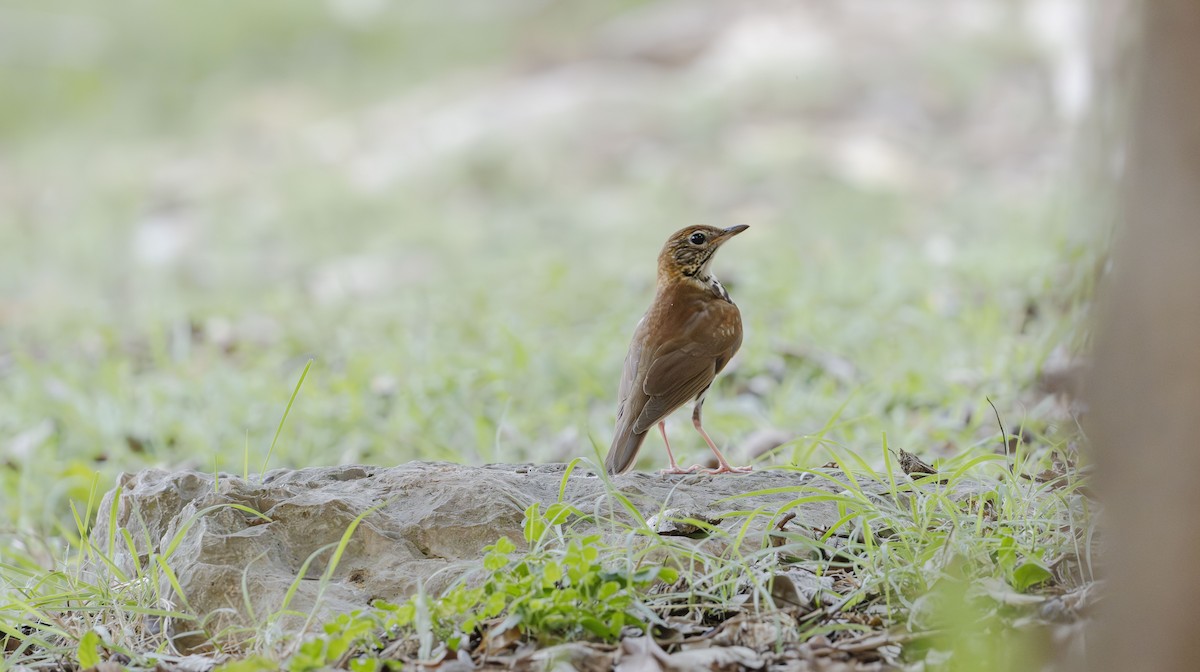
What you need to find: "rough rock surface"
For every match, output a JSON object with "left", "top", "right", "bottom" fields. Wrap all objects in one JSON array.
[{"left": 86, "top": 462, "right": 938, "bottom": 649}]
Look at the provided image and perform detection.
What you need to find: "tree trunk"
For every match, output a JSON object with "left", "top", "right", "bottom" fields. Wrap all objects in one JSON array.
[{"left": 1087, "top": 1, "right": 1200, "bottom": 670}]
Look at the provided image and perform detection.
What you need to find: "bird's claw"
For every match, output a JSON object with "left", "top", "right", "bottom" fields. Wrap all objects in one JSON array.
[
  {"left": 702, "top": 464, "right": 753, "bottom": 475},
  {"left": 659, "top": 464, "right": 701, "bottom": 475}
]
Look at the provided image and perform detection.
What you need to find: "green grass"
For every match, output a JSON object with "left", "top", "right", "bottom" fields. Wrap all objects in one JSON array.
[
  {"left": 0, "top": 1, "right": 1101, "bottom": 669},
  {"left": 2, "top": 448, "right": 1089, "bottom": 668}
]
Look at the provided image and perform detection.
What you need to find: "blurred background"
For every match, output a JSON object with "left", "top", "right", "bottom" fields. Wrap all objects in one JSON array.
[{"left": 1, "top": 0, "right": 1107, "bottom": 529}]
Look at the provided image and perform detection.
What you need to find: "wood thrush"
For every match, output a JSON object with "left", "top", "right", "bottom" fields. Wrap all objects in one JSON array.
[{"left": 605, "top": 225, "right": 752, "bottom": 475}]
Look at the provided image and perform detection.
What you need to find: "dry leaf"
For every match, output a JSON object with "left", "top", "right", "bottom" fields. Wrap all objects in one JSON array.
[
  {"left": 616, "top": 636, "right": 669, "bottom": 672},
  {"left": 667, "top": 645, "right": 763, "bottom": 671},
  {"left": 770, "top": 569, "right": 836, "bottom": 608},
  {"left": 529, "top": 642, "right": 613, "bottom": 672},
  {"left": 647, "top": 509, "right": 723, "bottom": 537},
  {"left": 897, "top": 448, "right": 937, "bottom": 476}
]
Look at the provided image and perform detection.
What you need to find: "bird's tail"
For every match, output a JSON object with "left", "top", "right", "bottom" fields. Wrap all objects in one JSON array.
[{"left": 605, "top": 423, "right": 647, "bottom": 475}]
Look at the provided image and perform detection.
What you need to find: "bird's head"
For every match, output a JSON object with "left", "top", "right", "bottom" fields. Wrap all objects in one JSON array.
[{"left": 657, "top": 225, "right": 749, "bottom": 280}]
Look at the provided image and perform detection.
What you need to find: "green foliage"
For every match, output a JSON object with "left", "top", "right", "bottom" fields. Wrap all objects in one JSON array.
[
  {"left": 283, "top": 610, "right": 388, "bottom": 672},
  {"left": 272, "top": 504, "right": 676, "bottom": 668},
  {"left": 401, "top": 504, "right": 675, "bottom": 647},
  {"left": 261, "top": 358, "right": 313, "bottom": 476},
  {"left": 912, "top": 566, "right": 1046, "bottom": 672},
  {"left": 522, "top": 502, "right": 579, "bottom": 545},
  {"left": 994, "top": 528, "right": 1054, "bottom": 592},
  {"left": 213, "top": 655, "right": 280, "bottom": 672},
  {"left": 76, "top": 630, "right": 102, "bottom": 668},
  {"left": 741, "top": 443, "right": 1087, "bottom": 651}
]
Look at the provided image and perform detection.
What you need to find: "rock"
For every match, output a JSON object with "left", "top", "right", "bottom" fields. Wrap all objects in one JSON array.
[{"left": 85, "top": 462, "right": 967, "bottom": 651}]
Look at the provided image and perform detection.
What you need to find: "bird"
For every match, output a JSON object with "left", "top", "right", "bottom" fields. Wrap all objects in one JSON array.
[{"left": 605, "top": 224, "right": 752, "bottom": 475}]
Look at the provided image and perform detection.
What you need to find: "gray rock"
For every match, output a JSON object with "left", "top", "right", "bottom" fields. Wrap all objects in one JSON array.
[{"left": 85, "top": 461, "right": 960, "bottom": 651}]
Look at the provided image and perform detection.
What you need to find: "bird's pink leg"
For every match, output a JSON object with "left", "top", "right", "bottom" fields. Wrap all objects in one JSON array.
[
  {"left": 658, "top": 421, "right": 699, "bottom": 475},
  {"left": 693, "top": 402, "right": 752, "bottom": 474}
]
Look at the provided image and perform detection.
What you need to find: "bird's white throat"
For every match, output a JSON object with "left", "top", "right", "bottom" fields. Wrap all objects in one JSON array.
[{"left": 691, "top": 271, "right": 731, "bottom": 302}]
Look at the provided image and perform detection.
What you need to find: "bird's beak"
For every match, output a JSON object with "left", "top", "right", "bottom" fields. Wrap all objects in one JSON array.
[{"left": 721, "top": 225, "right": 749, "bottom": 238}]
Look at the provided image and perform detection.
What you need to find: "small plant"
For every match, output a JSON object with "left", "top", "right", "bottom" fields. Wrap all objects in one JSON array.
[
  {"left": 267, "top": 502, "right": 678, "bottom": 669},
  {"left": 993, "top": 527, "right": 1054, "bottom": 593},
  {"left": 283, "top": 610, "right": 387, "bottom": 672}
]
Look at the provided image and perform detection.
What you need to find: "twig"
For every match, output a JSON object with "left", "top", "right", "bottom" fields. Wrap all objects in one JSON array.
[
  {"left": 825, "top": 629, "right": 946, "bottom": 654},
  {"left": 775, "top": 512, "right": 797, "bottom": 531},
  {"left": 985, "top": 396, "right": 1013, "bottom": 473}
]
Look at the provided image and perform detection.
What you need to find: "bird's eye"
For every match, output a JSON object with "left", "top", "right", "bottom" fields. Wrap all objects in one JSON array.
[{"left": 689, "top": 232, "right": 707, "bottom": 245}]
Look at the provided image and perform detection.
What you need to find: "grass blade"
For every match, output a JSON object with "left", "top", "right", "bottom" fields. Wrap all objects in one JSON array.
[{"left": 260, "top": 358, "right": 313, "bottom": 478}]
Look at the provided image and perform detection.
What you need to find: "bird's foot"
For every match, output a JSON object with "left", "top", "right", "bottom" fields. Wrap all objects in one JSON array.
[
  {"left": 659, "top": 464, "right": 701, "bottom": 475},
  {"left": 702, "top": 463, "right": 753, "bottom": 475}
]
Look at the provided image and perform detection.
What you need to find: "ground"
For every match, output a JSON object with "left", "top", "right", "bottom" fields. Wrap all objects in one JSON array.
[{"left": 1, "top": 1, "right": 1100, "bottom": 669}]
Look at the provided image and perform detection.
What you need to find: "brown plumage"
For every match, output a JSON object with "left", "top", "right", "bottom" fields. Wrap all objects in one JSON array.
[{"left": 605, "top": 225, "right": 752, "bottom": 475}]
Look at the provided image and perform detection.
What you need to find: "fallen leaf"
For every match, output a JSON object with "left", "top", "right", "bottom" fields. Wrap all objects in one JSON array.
[
  {"left": 616, "top": 636, "right": 669, "bottom": 672},
  {"left": 528, "top": 642, "right": 613, "bottom": 672},
  {"left": 896, "top": 448, "right": 937, "bottom": 476},
  {"left": 667, "top": 645, "right": 763, "bottom": 670},
  {"left": 647, "top": 509, "right": 723, "bottom": 537},
  {"left": 972, "top": 577, "right": 1048, "bottom": 606},
  {"left": 770, "top": 568, "right": 836, "bottom": 608},
  {"left": 711, "top": 613, "right": 800, "bottom": 650}
]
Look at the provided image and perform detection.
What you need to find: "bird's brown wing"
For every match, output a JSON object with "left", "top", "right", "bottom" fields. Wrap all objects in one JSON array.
[
  {"left": 632, "top": 349, "right": 716, "bottom": 434},
  {"left": 631, "top": 301, "right": 742, "bottom": 434},
  {"left": 607, "top": 292, "right": 743, "bottom": 474},
  {"left": 615, "top": 317, "right": 648, "bottom": 423},
  {"left": 605, "top": 317, "right": 655, "bottom": 474}
]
